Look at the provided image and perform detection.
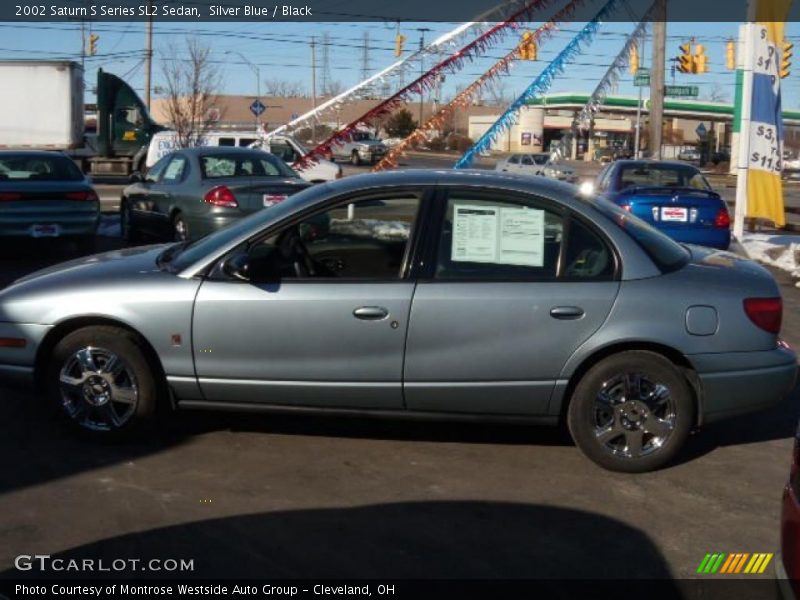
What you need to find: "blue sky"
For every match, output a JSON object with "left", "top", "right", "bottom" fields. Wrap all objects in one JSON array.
[{"left": 1, "top": 17, "right": 799, "bottom": 110}]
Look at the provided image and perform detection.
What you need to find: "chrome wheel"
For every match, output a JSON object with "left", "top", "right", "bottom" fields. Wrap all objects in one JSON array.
[
  {"left": 592, "top": 372, "right": 676, "bottom": 459},
  {"left": 58, "top": 346, "right": 139, "bottom": 432}
]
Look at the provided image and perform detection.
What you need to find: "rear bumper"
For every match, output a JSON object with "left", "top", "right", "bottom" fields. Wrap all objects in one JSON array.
[
  {"left": 0, "top": 207, "right": 100, "bottom": 238},
  {"left": 692, "top": 347, "right": 797, "bottom": 422}
]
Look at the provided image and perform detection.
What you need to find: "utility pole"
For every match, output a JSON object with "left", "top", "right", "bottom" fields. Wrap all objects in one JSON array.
[
  {"left": 634, "top": 35, "right": 647, "bottom": 159},
  {"left": 143, "top": 0, "right": 153, "bottom": 110},
  {"left": 416, "top": 28, "right": 431, "bottom": 126},
  {"left": 649, "top": 0, "right": 666, "bottom": 160},
  {"left": 311, "top": 36, "right": 317, "bottom": 143}
]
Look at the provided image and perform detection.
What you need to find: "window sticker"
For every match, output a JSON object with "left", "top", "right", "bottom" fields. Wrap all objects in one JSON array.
[
  {"left": 451, "top": 203, "right": 545, "bottom": 266},
  {"left": 452, "top": 204, "right": 499, "bottom": 263}
]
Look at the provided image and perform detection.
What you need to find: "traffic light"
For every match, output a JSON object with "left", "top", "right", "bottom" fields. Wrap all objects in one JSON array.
[
  {"left": 726, "top": 39, "right": 736, "bottom": 70},
  {"left": 628, "top": 44, "right": 639, "bottom": 75},
  {"left": 782, "top": 40, "right": 793, "bottom": 79},
  {"left": 519, "top": 31, "right": 537, "bottom": 60},
  {"left": 694, "top": 44, "right": 708, "bottom": 74},
  {"left": 677, "top": 42, "right": 694, "bottom": 73},
  {"left": 394, "top": 33, "right": 406, "bottom": 57},
  {"left": 88, "top": 33, "right": 99, "bottom": 56}
]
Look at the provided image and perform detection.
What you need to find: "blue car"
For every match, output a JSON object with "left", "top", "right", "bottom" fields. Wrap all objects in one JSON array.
[{"left": 594, "top": 160, "right": 731, "bottom": 250}]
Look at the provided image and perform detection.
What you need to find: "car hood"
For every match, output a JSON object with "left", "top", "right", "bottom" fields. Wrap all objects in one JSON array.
[{"left": 3, "top": 244, "right": 169, "bottom": 293}]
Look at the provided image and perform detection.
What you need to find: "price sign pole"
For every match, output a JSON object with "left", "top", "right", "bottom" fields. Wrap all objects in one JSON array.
[{"left": 733, "top": 21, "right": 753, "bottom": 240}]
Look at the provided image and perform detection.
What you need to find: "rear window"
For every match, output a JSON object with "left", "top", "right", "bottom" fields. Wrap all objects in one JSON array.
[
  {"left": 0, "top": 154, "right": 83, "bottom": 182},
  {"left": 617, "top": 164, "right": 711, "bottom": 191},
  {"left": 200, "top": 153, "right": 297, "bottom": 179},
  {"left": 591, "top": 198, "right": 690, "bottom": 273}
]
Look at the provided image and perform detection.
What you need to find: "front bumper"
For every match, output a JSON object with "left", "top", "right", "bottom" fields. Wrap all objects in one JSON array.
[
  {"left": 692, "top": 347, "right": 797, "bottom": 422},
  {"left": 0, "top": 322, "right": 52, "bottom": 388}
]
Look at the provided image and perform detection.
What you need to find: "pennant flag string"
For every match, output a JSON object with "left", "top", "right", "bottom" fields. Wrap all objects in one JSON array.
[
  {"left": 293, "top": 0, "right": 559, "bottom": 170},
  {"left": 372, "top": 0, "right": 594, "bottom": 172},
  {"left": 454, "top": 0, "right": 624, "bottom": 168}
]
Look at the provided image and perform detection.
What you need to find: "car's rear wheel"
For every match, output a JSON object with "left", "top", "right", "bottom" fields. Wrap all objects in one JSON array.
[
  {"left": 46, "top": 326, "right": 158, "bottom": 439},
  {"left": 567, "top": 351, "right": 693, "bottom": 473},
  {"left": 172, "top": 212, "right": 189, "bottom": 242}
]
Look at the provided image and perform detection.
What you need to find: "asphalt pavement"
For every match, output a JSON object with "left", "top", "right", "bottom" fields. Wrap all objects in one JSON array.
[{"left": 0, "top": 158, "right": 798, "bottom": 583}]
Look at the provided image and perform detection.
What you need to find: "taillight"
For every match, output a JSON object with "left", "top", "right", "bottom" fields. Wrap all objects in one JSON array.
[
  {"left": 65, "top": 190, "right": 99, "bottom": 202},
  {"left": 262, "top": 194, "right": 288, "bottom": 207},
  {"left": 203, "top": 185, "right": 238, "bottom": 208},
  {"left": 714, "top": 207, "right": 731, "bottom": 228},
  {"left": 743, "top": 297, "right": 782, "bottom": 334},
  {"left": 620, "top": 204, "right": 632, "bottom": 212},
  {"left": 0, "top": 192, "right": 22, "bottom": 201}
]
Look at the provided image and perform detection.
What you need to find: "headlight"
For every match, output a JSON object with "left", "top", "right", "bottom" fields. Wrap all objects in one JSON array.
[{"left": 579, "top": 181, "right": 595, "bottom": 196}]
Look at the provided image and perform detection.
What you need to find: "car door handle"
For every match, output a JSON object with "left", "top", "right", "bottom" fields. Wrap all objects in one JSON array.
[
  {"left": 550, "top": 306, "right": 585, "bottom": 320},
  {"left": 353, "top": 306, "right": 389, "bottom": 321}
]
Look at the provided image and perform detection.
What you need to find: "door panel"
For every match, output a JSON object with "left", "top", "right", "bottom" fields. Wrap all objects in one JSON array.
[
  {"left": 403, "top": 281, "right": 619, "bottom": 414},
  {"left": 192, "top": 281, "right": 413, "bottom": 408}
]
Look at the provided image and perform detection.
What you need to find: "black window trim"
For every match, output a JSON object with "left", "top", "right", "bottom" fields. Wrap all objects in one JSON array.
[
  {"left": 207, "top": 185, "right": 434, "bottom": 284},
  {"left": 417, "top": 186, "right": 621, "bottom": 284}
]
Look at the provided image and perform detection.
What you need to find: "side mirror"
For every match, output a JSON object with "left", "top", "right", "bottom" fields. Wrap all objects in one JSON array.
[
  {"left": 129, "top": 172, "right": 143, "bottom": 184},
  {"left": 223, "top": 253, "right": 251, "bottom": 281}
]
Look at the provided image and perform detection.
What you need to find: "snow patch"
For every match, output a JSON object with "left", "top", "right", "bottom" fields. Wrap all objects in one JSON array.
[{"left": 741, "top": 233, "right": 800, "bottom": 279}]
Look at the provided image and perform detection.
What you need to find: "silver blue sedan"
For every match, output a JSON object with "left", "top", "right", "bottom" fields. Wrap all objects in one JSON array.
[{"left": 0, "top": 170, "right": 795, "bottom": 472}]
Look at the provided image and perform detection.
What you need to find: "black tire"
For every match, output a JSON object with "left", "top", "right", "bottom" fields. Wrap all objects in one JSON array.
[
  {"left": 172, "top": 212, "right": 190, "bottom": 242},
  {"left": 567, "top": 351, "right": 693, "bottom": 473},
  {"left": 350, "top": 151, "right": 361, "bottom": 166},
  {"left": 46, "top": 326, "right": 159, "bottom": 440},
  {"left": 120, "top": 200, "right": 141, "bottom": 243}
]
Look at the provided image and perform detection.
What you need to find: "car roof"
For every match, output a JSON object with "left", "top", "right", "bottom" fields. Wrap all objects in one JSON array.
[
  {"left": 177, "top": 146, "right": 273, "bottom": 157},
  {"left": 612, "top": 159, "right": 699, "bottom": 169}
]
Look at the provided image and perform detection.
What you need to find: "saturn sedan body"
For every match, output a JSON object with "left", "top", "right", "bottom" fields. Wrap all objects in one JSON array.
[
  {"left": 0, "top": 151, "right": 100, "bottom": 251},
  {"left": 120, "top": 146, "right": 310, "bottom": 243},
  {"left": 0, "top": 170, "right": 795, "bottom": 472}
]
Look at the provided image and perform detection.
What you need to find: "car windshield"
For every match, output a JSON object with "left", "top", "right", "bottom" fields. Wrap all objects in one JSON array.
[
  {"left": 0, "top": 154, "right": 84, "bottom": 182},
  {"left": 162, "top": 183, "right": 332, "bottom": 273},
  {"left": 588, "top": 197, "right": 691, "bottom": 273},
  {"left": 617, "top": 164, "right": 711, "bottom": 191},
  {"left": 352, "top": 132, "right": 374, "bottom": 142},
  {"left": 199, "top": 152, "right": 298, "bottom": 179}
]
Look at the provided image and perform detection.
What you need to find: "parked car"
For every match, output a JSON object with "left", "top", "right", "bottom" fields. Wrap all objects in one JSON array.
[
  {"left": 330, "top": 130, "right": 388, "bottom": 166},
  {"left": 0, "top": 170, "right": 795, "bottom": 472},
  {"left": 594, "top": 160, "right": 731, "bottom": 250},
  {"left": 779, "top": 416, "right": 800, "bottom": 598},
  {"left": 711, "top": 149, "right": 731, "bottom": 164},
  {"left": 677, "top": 148, "right": 701, "bottom": 162},
  {"left": 0, "top": 150, "right": 99, "bottom": 252},
  {"left": 495, "top": 153, "right": 577, "bottom": 182},
  {"left": 121, "top": 147, "right": 310, "bottom": 242},
  {"left": 146, "top": 130, "right": 342, "bottom": 183}
]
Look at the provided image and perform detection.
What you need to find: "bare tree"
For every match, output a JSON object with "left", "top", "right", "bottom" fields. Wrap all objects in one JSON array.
[
  {"left": 705, "top": 82, "right": 729, "bottom": 103},
  {"left": 322, "top": 80, "right": 344, "bottom": 97},
  {"left": 160, "top": 39, "right": 224, "bottom": 148},
  {"left": 483, "top": 77, "right": 512, "bottom": 107},
  {"left": 263, "top": 79, "right": 306, "bottom": 97}
]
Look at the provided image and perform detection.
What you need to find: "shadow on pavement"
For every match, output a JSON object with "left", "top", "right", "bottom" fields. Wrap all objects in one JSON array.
[{"left": 2, "top": 502, "right": 676, "bottom": 580}]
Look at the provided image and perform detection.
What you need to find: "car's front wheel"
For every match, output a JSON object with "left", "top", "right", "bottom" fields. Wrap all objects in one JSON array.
[
  {"left": 567, "top": 351, "right": 693, "bottom": 473},
  {"left": 172, "top": 212, "right": 190, "bottom": 242},
  {"left": 120, "top": 200, "right": 141, "bottom": 243},
  {"left": 46, "top": 326, "right": 159, "bottom": 438},
  {"left": 350, "top": 151, "right": 361, "bottom": 166}
]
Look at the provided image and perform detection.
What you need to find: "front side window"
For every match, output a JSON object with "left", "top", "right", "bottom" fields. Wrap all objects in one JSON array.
[
  {"left": 269, "top": 143, "right": 298, "bottom": 163},
  {"left": 435, "top": 195, "right": 564, "bottom": 280},
  {"left": 145, "top": 155, "right": 169, "bottom": 182},
  {"left": 246, "top": 194, "right": 421, "bottom": 281},
  {"left": 508, "top": 155, "right": 520, "bottom": 164},
  {"left": 521, "top": 155, "right": 534, "bottom": 166}
]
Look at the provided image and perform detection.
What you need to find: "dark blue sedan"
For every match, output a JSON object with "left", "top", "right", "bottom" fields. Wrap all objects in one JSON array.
[{"left": 594, "top": 160, "right": 730, "bottom": 250}]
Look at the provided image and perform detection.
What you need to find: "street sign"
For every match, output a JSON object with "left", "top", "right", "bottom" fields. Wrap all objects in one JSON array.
[
  {"left": 633, "top": 68, "right": 650, "bottom": 87},
  {"left": 250, "top": 99, "right": 266, "bottom": 117},
  {"left": 695, "top": 122, "right": 708, "bottom": 139},
  {"left": 665, "top": 85, "right": 699, "bottom": 97}
]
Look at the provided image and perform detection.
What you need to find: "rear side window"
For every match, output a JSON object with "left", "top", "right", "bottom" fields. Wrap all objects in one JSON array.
[
  {"left": 435, "top": 195, "right": 564, "bottom": 280},
  {"left": 218, "top": 138, "right": 236, "bottom": 147},
  {"left": 508, "top": 155, "right": 520, "bottom": 164}
]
